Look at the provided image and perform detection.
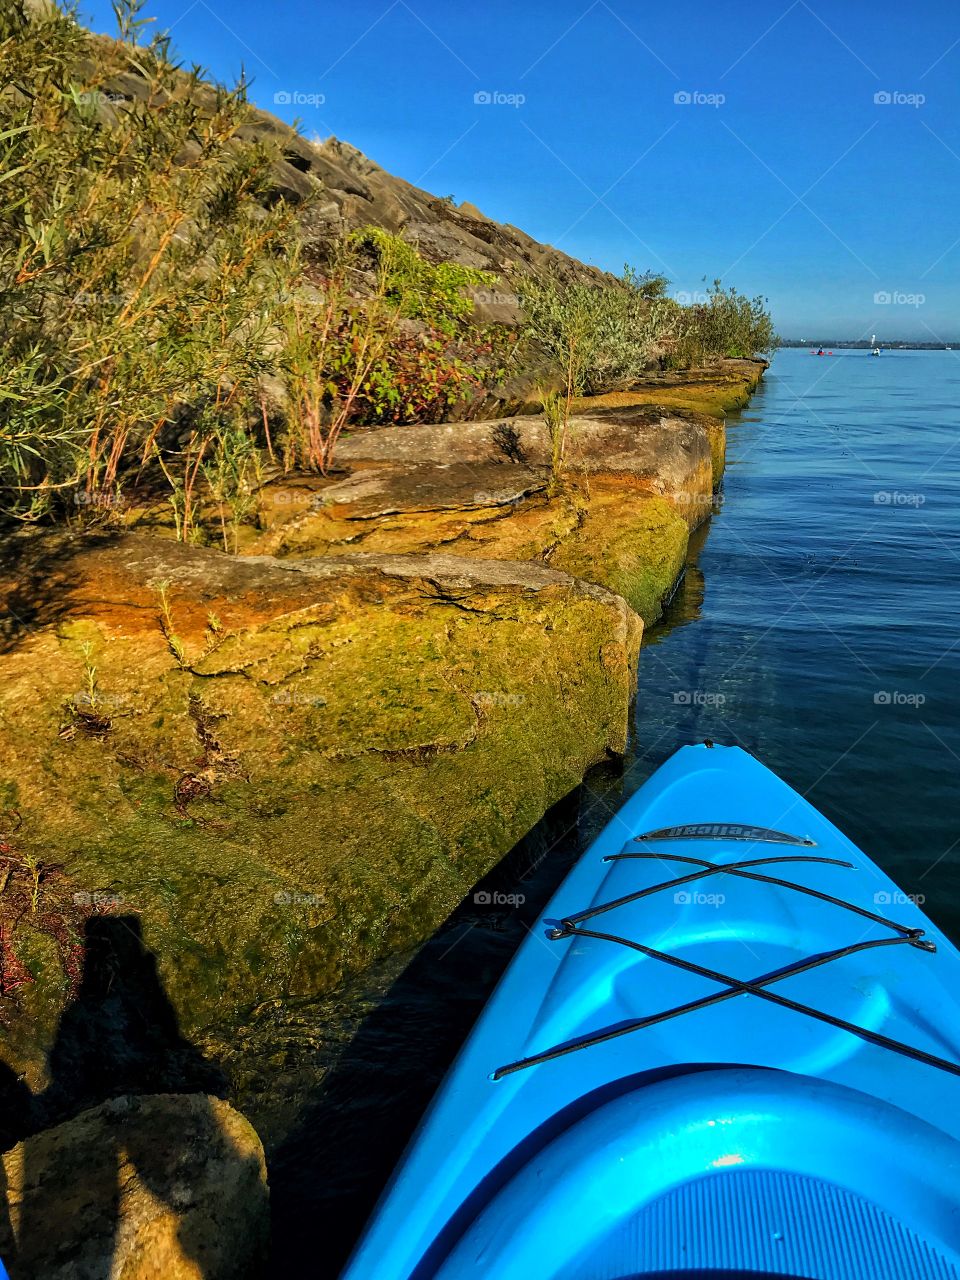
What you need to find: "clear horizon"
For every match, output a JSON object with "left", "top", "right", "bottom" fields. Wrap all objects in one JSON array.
[{"left": 79, "top": 0, "right": 960, "bottom": 341}]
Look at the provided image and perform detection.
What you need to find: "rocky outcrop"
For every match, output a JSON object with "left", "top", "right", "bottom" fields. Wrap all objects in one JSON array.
[
  {"left": 75, "top": 37, "right": 612, "bottom": 324},
  {"left": 0, "top": 1094, "right": 268, "bottom": 1279},
  {"left": 0, "top": 534, "right": 641, "bottom": 1076},
  {"left": 235, "top": 405, "right": 721, "bottom": 625},
  {"left": 571, "top": 356, "right": 767, "bottom": 427},
  {"left": 251, "top": 129, "right": 614, "bottom": 318}
]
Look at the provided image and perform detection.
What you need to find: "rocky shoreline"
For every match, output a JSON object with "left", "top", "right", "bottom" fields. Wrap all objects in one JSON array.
[{"left": 0, "top": 356, "right": 764, "bottom": 1272}]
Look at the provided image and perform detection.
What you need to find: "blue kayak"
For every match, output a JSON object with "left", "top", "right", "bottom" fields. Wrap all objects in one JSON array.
[{"left": 342, "top": 744, "right": 960, "bottom": 1279}]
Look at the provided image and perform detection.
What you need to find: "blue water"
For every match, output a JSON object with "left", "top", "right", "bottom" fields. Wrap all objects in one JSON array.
[
  {"left": 264, "top": 346, "right": 960, "bottom": 1269},
  {"left": 631, "top": 347, "right": 960, "bottom": 933}
]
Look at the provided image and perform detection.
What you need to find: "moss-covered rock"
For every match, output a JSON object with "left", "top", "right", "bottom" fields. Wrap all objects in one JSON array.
[
  {"left": 569, "top": 357, "right": 767, "bottom": 420},
  {"left": 121, "top": 364, "right": 765, "bottom": 627},
  {"left": 548, "top": 487, "right": 689, "bottom": 626},
  {"left": 0, "top": 534, "right": 640, "bottom": 1074},
  {"left": 233, "top": 405, "right": 720, "bottom": 625}
]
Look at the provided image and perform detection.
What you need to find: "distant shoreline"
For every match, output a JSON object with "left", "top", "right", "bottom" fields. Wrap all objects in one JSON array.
[{"left": 779, "top": 340, "right": 957, "bottom": 350}]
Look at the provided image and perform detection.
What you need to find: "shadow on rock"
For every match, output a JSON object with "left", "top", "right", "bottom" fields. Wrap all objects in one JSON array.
[
  {"left": 35, "top": 915, "right": 224, "bottom": 1128},
  {"left": 0, "top": 916, "right": 268, "bottom": 1279},
  {"left": 0, "top": 530, "right": 117, "bottom": 656},
  {"left": 267, "top": 766, "right": 625, "bottom": 1273}
]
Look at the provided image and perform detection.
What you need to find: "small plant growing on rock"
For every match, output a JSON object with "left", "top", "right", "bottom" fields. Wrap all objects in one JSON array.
[
  {"left": 0, "top": 813, "right": 47, "bottom": 914},
  {"left": 539, "top": 389, "right": 568, "bottom": 496},
  {"left": 202, "top": 421, "right": 263, "bottom": 553},
  {"left": 152, "top": 583, "right": 231, "bottom": 669},
  {"left": 58, "top": 642, "right": 115, "bottom": 739},
  {"left": 154, "top": 581, "right": 187, "bottom": 668}
]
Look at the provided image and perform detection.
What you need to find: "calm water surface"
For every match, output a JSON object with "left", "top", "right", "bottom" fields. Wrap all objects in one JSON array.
[
  {"left": 266, "top": 346, "right": 960, "bottom": 1269},
  {"left": 638, "top": 347, "right": 960, "bottom": 924}
]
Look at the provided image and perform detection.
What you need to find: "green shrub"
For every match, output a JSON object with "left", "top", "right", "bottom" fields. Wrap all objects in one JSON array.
[
  {"left": 318, "top": 228, "right": 512, "bottom": 430},
  {"left": 0, "top": 0, "right": 300, "bottom": 528},
  {"left": 278, "top": 227, "right": 514, "bottom": 469},
  {"left": 539, "top": 388, "right": 567, "bottom": 495},
  {"left": 0, "top": 1, "right": 516, "bottom": 523},
  {"left": 670, "top": 281, "right": 778, "bottom": 366},
  {"left": 517, "top": 267, "right": 677, "bottom": 396},
  {"left": 518, "top": 269, "right": 776, "bottom": 385}
]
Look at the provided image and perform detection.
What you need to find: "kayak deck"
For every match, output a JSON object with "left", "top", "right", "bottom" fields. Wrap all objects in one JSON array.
[
  {"left": 342, "top": 744, "right": 960, "bottom": 1280},
  {"left": 431, "top": 1069, "right": 960, "bottom": 1279},
  {"left": 493, "top": 838, "right": 947, "bottom": 1081}
]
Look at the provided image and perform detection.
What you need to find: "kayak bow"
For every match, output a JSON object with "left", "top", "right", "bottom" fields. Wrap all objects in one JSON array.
[{"left": 343, "top": 744, "right": 960, "bottom": 1280}]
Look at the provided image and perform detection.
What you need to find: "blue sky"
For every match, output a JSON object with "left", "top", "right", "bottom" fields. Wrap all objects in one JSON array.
[{"left": 80, "top": 0, "right": 960, "bottom": 339}]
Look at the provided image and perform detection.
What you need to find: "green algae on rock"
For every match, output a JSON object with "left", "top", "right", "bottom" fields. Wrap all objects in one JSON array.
[
  {"left": 0, "top": 534, "right": 641, "bottom": 1076},
  {"left": 233, "top": 404, "right": 721, "bottom": 626},
  {"left": 569, "top": 356, "right": 767, "bottom": 420}
]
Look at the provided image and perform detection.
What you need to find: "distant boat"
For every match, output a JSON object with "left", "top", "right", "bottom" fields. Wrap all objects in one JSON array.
[{"left": 870, "top": 348, "right": 881, "bottom": 357}]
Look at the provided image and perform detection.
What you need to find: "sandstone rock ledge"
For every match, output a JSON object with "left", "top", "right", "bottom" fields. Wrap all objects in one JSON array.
[
  {"left": 0, "top": 1094, "right": 268, "bottom": 1280},
  {"left": 240, "top": 405, "right": 723, "bottom": 626},
  {"left": 0, "top": 534, "right": 640, "bottom": 1070}
]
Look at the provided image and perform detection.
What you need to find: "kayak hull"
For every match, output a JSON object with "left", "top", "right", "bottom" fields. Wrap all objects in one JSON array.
[{"left": 342, "top": 744, "right": 960, "bottom": 1279}]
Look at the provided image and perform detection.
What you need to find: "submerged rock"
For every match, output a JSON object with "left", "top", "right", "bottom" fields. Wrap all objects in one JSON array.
[
  {"left": 0, "top": 1093, "right": 267, "bottom": 1279},
  {"left": 0, "top": 534, "right": 641, "bottom": 1077}
]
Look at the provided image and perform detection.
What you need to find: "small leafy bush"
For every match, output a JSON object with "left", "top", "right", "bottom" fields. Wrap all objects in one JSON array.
[
  {"left": 669, "top": 281, "right": 778, "bottom": 366},
  {"left": 517, "top": 267, "right": 679, "bottom": 396},
  {"left": 0, "top": 1, "right": 517, "bottom": 525},
  {"left": 311, "top": 229, "right": 511, "bottom": 432}
]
